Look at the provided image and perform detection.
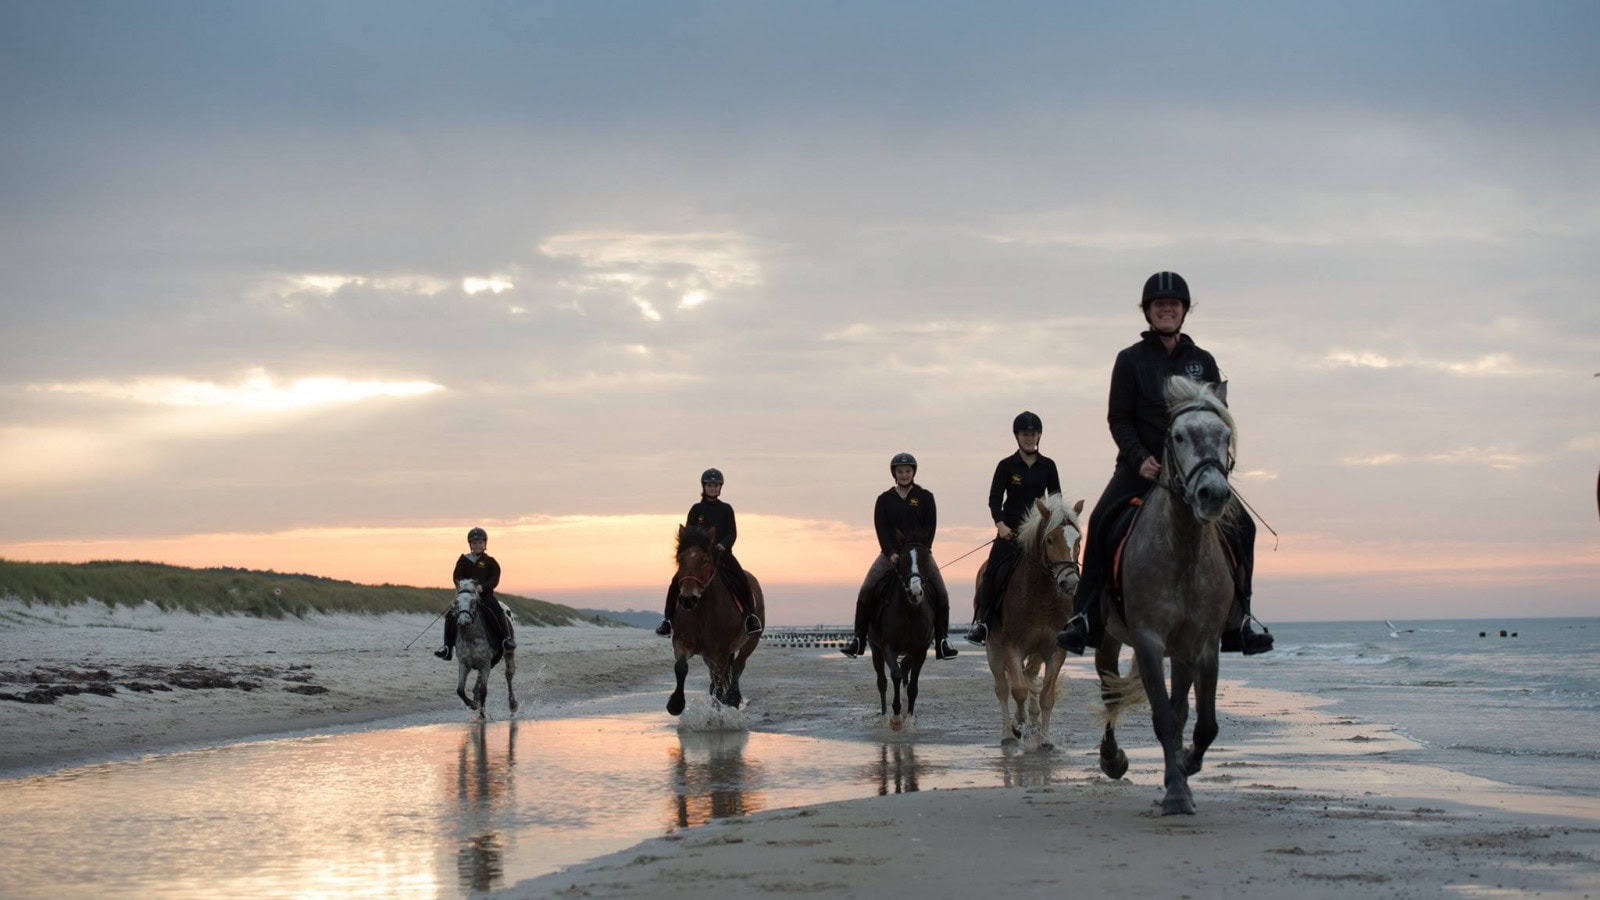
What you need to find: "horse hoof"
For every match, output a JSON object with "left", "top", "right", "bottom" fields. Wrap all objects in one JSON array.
[
  {"left": 1038, "top": 740, "right": 1056, "bottom": 754},
  {"left": 1101, "top": 750, "right": 1130, "bottom": 780},
  {"left": 667, "top": 694, "right": 686, "bottom": 716},
  {"left": 1001, "top": 737, "right": 1021, "bottom": 753},
  {"left": 1161, "top": 794, "right": 1197, "bottom": 816},
  {"left": 889, "top": 715, "right": 903, "bottom": 732},
  {"left": 509, "top": 700, "right": 520, "bottom": 715}
]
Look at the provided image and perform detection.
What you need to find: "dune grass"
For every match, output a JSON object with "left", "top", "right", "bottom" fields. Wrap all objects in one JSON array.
[{"left": 0, "top": 558, "right": 619, "bottom": 627}]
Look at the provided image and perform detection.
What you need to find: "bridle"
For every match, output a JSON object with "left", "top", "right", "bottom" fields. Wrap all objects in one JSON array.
[
  {"left": 1031, "top": 521, "right": 1081, "bottom": 584},
  {"left": 1162, "top": 403, "right": 1234, "bottom": 501},
  {"left": 454, "top": 584, "right": 480, "bottom": 625}
]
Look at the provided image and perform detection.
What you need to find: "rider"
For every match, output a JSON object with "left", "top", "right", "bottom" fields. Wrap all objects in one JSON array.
[
  {"left": 655, "top": 468, "right": 763, "bottom": 637},
  {"left": 1055, "top": 271, "right": 1272, "bottom": 656},
  {"left": 841, "top": 452, "right": 959, "bottom": 661},
  {"left": 435, "top": 526, "right": 516, "bottom": 661},
  {"left": 964, "top": 412, "right": 1062, "bottom": 646}
]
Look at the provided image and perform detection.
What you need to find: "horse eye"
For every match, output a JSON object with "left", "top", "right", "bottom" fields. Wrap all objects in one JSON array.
[{"left": 1174, "top": 434, "right": 1185, "bottom": 443}]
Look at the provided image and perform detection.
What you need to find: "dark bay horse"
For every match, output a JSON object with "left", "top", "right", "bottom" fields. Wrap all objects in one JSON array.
[
  {"left": 981, "top": 494, "right": 1084, "bottom": 750},
  {"left": 451, "top": 579, "right": 518, "bottom": 718},
  {"left": 866, "top": 535, "right": 937, "bottom": 731},
  {"left": 667, "top": 525, "right": 765, "bottom": 716},
  {"left": 1097, "top": 376, "right": 1238, "bottom": 815}
]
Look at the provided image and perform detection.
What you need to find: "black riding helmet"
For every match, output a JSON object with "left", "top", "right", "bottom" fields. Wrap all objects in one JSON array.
[
  {"left": 700, "top": 468, "right": 724, "bottom": 486},
  {"left": 1013, "top": 411, "right": 1042, "bottom": 434},
  {"left": 1141, "top": 271, "right": 1191, "bottom": 313},
  {"left": 467, "top": 527, "right": 487, "bottom": 542},
  {"left": 890, "top": 452, "right": 918, "bottom": 473}
]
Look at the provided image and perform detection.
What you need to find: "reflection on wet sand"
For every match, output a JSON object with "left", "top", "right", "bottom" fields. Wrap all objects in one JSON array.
[
  {"left": 992, "top": 748, "right": 1072, "bottom": 789},
  {"left": 670, "top": 731, "right": 764, "bottom": 828},
  {"left": 453, "top": 721, "right": 517, "bottom": 892},
  {"left": 874, "top": 741, "right": 920, "bottom": 795}
]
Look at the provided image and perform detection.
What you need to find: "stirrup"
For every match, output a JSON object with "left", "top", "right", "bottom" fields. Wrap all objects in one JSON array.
[
  {"left": 434, "top": 646, "right": 452, "bottom": 661},
  {"left": 654, "top": 618, "right": 672, "bottom": 636},
  {"left": 840, "top": 636, "right": 864, "bottom": 658},
  {"left": 964, "top": 622, "right": 988, "bottom": 646},
  {"left": 744, "top": 614, "right": 763, "bottom": 636},
  {"left": 1240, "top": 615, "right": 1273, "bottom": 656},
  {"left": 1056, "top": 614, "right": 1090, "bottom": 655},
  {"left": 936, "top": 638, "right": 959, "bottom": 660}
]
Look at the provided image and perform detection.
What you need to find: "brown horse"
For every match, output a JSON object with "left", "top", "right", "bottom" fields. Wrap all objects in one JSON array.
[
  {"left": 1097, "top": 376, "right": 1238, "bottom": 815},
  {"left": 980, "top": 493, "right": 1084, "bottom": 751},
  {"left": 667, "top": 525, "right": 765, "bottom": 716}
]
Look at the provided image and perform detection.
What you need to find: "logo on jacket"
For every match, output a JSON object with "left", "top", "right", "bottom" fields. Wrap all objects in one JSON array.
[
  {"left": 1185, "top": 361, "right": 1204, "bottom": 379},
  {"left": 909, "top": 497, "right": 920, "bottom": 507},
  {"left": 1010, "top": 474, "right": 1023, "bottom": 485}
]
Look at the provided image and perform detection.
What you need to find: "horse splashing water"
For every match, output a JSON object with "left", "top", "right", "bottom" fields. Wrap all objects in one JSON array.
[
  {"left": 1096, "top": 376, "right": 1237, "bottom": 815},
  {"left": 667, "top": 525, "right": 764, "bottom": 716},
  {"left": 451, "top": 579, "right": 518, "bottom": 718},
  {"left": 982, "top": 493, "right": 1084, "bottom": 751},
  {"left": 866, "top": 535, "right": 937, "bottom": 731}
]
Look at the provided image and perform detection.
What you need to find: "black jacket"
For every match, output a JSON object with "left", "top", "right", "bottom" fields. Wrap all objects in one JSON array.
[
  {"left": 687, "top": 498, "right": 737, "bottom": 549},
  {"left": 452, "top": 553, "right": 501, "bottom": 602},
  {"left": 874, "top": 485, "right": 937, "bottom": 556},
  {"left": 1108, "top": 331, "right": 1222, "bottom": 471},
  {"left": 988, "top": 452, "right": 1062, "bottom": 530}
]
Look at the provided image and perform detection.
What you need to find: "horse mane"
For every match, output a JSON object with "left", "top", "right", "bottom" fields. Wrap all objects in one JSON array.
[
  {"left": 1015, "top": 491, "right": 1080, "bottom": 554},
  {"left": 675, "top": 524, "right": 716, "bottom": 559},
  {"left": 1164, "top": 376, "right": 1237, "bottom": 461}
]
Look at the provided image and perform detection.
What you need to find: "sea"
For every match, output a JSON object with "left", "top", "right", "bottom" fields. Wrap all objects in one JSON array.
[
  {"left": 1246, "top": 617, "right": 1600, "bottom": 797},
  {"left": 1, "top": 617, "right": 1595, "bottom": 898}
]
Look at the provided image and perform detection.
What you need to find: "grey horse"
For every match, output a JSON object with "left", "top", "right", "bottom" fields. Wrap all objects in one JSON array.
[
  {"left": 451, "top": 579, "right": 518, "bottom": 718},
  {"left": 1097, "top": 376, "right": 1238, "bottom": 815}
]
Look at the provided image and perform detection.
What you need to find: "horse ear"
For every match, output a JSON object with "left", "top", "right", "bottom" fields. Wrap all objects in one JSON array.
[
  {"left": 1035, "top": 498, "right": 1049, "bottom": 518},
  {"left": 1074, "top": 498, "right": 1085, "bottom": 515}
]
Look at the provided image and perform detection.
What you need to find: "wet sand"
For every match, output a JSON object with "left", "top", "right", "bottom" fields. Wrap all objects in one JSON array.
[{"left": 4, "top": 599, "right": 1598, "bottom": 897}]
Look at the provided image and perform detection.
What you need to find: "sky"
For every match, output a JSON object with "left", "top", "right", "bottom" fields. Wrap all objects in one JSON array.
[{"left": 2, "top": 1, "right": 1597, "bottom": 624}]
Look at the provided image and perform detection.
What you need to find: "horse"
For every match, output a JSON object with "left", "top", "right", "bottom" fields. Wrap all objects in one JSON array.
[
  {"left": 980, "top": 493, "right": 1084, "bottom": 751},
  {"left": 866, "top": 534, "right": 937, "bottom": 731},
  {"left": 1096, "top": 375, "right": 1238, "bottom": 815},
  {"left": 451, "top": 579, "right": 518, "bottom": 718},
  {"left": 666, "top": 525, "right": 765, "bottom": 716}
]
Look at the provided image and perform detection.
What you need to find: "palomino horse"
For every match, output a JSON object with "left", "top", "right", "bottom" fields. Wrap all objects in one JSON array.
[
  {"left": 981, "top": 493, "right": 1084, "bottom": 750},
  {"left": 1097, "top": 376, "right": 1238, "bottom": 815},
  {"left": 451, "top": 579, "right": 518, "bottom": 718},
  {"left": 866, "top": 535, "right": 937, "bottom": 731},
  {"left": 667, "top": 525, "right": 765, "bottom": 715}
]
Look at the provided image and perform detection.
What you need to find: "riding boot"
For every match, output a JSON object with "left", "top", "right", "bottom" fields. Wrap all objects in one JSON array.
[
  {"left": 964, "top": 582, "right": 990, "bottom": 646},
  {"left": 1056, "top": 589, "right": 1098, "bottom": 656},
  {"left": 658, "top": 581, "right": 679, "bottom": 638},
  {"left": 841, "top": 635, "right": 864, "bottom": 658},
  {"left": 1221, "top": 595, "right": 1274, "bottom": 655},
  {"left": 435, "top": 616, "right": 457, "bottom": 660},
  {"left": 935, "top": 637, "right": 958, "bottom": 659}
]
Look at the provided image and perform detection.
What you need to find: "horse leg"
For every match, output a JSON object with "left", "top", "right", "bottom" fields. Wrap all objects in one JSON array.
[
  {"left": 1005, "top": 652, "right": 1032, "bottom": 739},
  {"left": 474, "top": 665, "right": 488, "bottom": 720},
  {"left": 723, "top": 651, "right": 744, "bottom": 709},
  {"left": 1036, "top": 649, "right": 1067, "bottom": 752},
  {"left": 456, "top": 658, "right": 477, "bottom": 711},
  {"left": 1131, "top": 633, "right": 1192, "bottom": 815},
  {"left": 1182, "top": 653, "right": 1222, "bottom": 777},
  {"left": 905, "top": 651, "right": 926, "bottom": 725},
  {"left": 986, "top": 647, "right": 1018, "bottom": 749},
  {"left": 1169, "top": 658, "right": 1194, "bottom": 743},
  {"left": 1096, "top": 639, "right": 1129, "bottom": 780},
  {"left": 667, "top": 653, "right": 689, "bottom": 716},
  {"left": 503, "top": 648, "right": 519, "bottom": 715},
  {"left": 871, "top": 644, "right": 889, "bottom": 719}
]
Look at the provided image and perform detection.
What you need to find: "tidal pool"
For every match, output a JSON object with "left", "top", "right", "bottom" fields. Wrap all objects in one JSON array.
[{"left": 0, "top": 690, "right": 1083, "bottom": 899}]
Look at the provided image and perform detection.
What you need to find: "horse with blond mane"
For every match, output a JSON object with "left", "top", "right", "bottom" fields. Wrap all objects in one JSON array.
[{"left": 980, "top": 492, "right": 1084, "bottom": 750}]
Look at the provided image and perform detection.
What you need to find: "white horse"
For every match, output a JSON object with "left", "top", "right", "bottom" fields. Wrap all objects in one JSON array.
[{"left": 452, "top": 579, "right": 518, "bottom": 718}]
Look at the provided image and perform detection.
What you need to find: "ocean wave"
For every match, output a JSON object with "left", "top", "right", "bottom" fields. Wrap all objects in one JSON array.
[{"left": 1446, "top": 744, "right": 1600, "bottom": 762}]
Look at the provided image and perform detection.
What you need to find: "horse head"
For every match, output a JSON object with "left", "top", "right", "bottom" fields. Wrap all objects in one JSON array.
[
  {"left": 891, "top": 531, "right": 931, "bottom": 607},
  {"left": 454, "top": 578, "right": 481, "bottom": 626},
  {"left": 1162, "top": 376, "right": 1236, "bottom": 524},
  {"left": 674, "top": 524, "right": 719, "bottom": 610},
  {"left": 1018, "top": 493, "right": 1084, "bottom": 600}
]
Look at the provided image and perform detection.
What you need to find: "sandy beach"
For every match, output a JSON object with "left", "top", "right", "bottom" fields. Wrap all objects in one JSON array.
[{"left": 4, "top": 599, "right": 1598, "bottom": 898}]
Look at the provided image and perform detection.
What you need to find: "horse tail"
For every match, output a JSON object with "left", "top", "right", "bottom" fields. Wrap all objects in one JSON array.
[{"left": 1097, "top": 658, "right": 1149, "bottom": 726}]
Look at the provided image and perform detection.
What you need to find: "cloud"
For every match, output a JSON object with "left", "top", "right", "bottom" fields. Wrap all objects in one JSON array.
[
  {"left": 1339, "top": 448, "right": 1532, "bottom": 471},
  {"left": 539, "top": 231, "right": 761, "bottom": 316},
  {"left": 274, "top": 273, "right": 453, "bottom": 297},
  {"left": 462, "top": 276, "right": 514, "bottom": 295},
  {"left": 32, "top": 369, "right": 444, "bottom": 413},
  {"left": 1320, "top": 351, "right": 1549, "bottom": 377}
]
